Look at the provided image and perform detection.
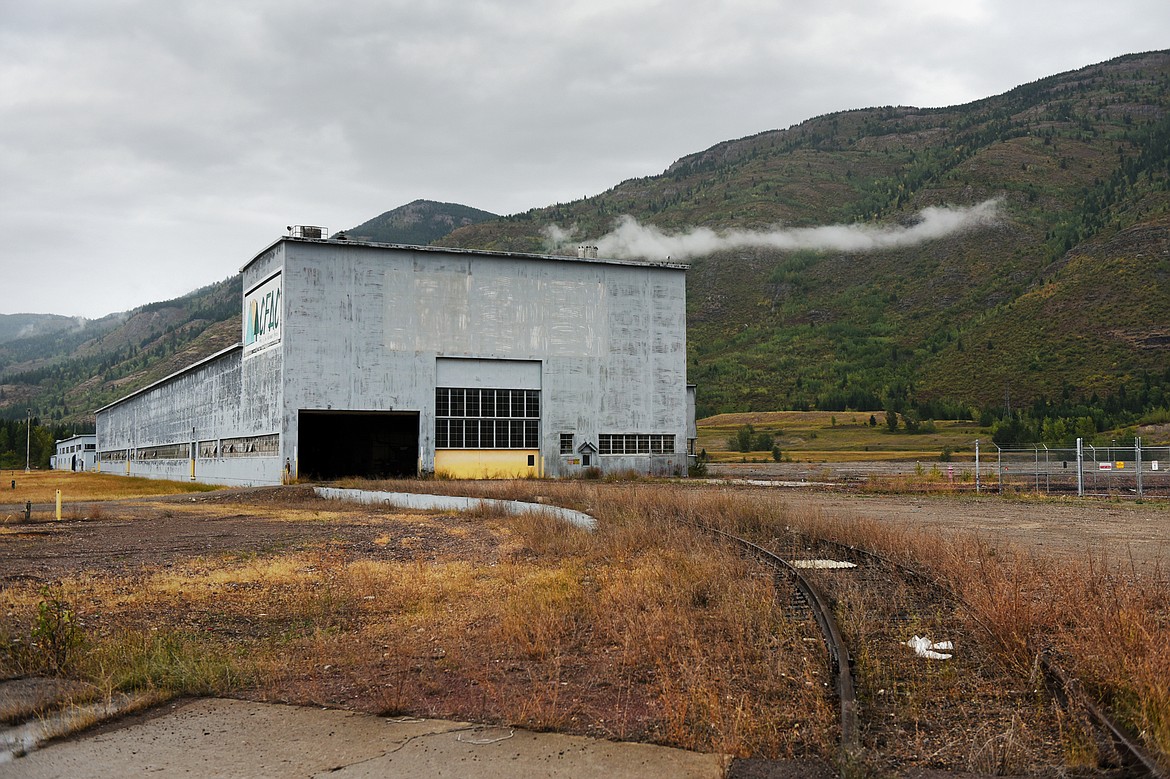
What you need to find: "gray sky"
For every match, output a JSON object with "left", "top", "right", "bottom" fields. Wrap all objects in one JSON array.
[{"left": 2, "top": 1, "right": 1166, "bottom": 318}]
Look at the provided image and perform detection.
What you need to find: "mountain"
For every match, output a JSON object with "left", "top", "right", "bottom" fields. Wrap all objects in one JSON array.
[
  {"left": 344, "top": 199, "right": 498, "bottom": 245},
  {"left": 0, "top": 314, "right": 83, "bottom": 345},
  {"left": 0, "top": 279, "right": 239, "bottom": 421},
  {"left": 441, "top": 51, "right": 1170, "bottom": 420},
  {"left": 0, "top": 202, "right": 499, "bottom": 423},
  {"left": 3, "top": 52, "right": 1169, "bottom": 431}
]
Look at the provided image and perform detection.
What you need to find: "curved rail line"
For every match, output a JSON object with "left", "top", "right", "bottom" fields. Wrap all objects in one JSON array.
[
  {"left": 704, "top": 522, "right": 1164, "bottom": 777},
  {"left": 806, "top": 533, "right": 1166, "bottom": 778},
  {"left": 704, "top": 527, "right": 860, "bottom": 759}
]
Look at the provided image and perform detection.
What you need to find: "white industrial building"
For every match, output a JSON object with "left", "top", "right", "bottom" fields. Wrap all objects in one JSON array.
[
  {"left": 51, "top": 434, "right": 97, "bottom": 472},
  {"left": 95, "top": 231, "right": 694, "bottom": 486}
]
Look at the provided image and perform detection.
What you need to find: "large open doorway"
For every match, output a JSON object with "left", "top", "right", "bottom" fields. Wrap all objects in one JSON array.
[{"left": 298, "top": 410, "right": 419, "bottom": 480}]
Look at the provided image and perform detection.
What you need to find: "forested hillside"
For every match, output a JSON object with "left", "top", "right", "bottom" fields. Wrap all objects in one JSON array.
[
  {"left": 0, "top": 278, "right": 239, "bottom": 424},
  {"left": 0, "top": 314, "right": 82, "bottom": 345},
  {"left": 442, "top": 51, "right": 1170, "bottom": 438},
  {"left": 0, "top": 201, "right": 499, "bottom": 434},
  {"left": 3, "top": 53, "right": 1169, "bottom": 450}
]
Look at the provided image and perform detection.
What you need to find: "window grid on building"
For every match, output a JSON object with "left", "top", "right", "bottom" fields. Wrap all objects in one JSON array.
[
  {"left": 598, "top": 433, "right": 675, "bottom": 455},
  {"left": 559, "top": 433, "right": 574, "bottom": 454},
  {"left": 436, "top": 388, "right": 540, "bottom": 449}
]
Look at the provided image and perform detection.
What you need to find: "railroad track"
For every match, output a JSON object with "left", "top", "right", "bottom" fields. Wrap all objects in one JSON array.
[{"left": 704, "top": 524, "right": 1165, "bottom": 777}]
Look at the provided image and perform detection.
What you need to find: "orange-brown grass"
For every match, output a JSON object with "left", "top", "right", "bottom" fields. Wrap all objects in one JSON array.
[
  {"left": 746, "top": 499, "right": 1170, "bottom": 770},
  {"left": 0, "top": 470, "right": 217, "bottom": 508},
  {"left": 3, "top": 481, "right": 1165, "bottom": 771},
  {"left": 0, "top": 486, "right": 833, "bottom": 760}
]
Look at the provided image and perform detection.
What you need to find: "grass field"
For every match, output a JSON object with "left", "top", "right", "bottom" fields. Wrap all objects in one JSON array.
[
  {"left": 698, "top": 410, "right": 984, "bottom": 462},
  {"left": 0, "top": 470, "right": 218, "bottom": 509},
  {"left": 2, "top": 482, "right": 1166, "bottom": 772}
]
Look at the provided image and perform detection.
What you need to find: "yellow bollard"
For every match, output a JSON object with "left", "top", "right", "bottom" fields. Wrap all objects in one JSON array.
[{"left": 56, "top": 489, "right": 62, "bottom": 521}]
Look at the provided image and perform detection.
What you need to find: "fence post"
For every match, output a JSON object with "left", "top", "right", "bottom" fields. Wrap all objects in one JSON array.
[
  {"left": 1044, "top": 445, "right": 1050, "bottom": 494},
  {"left": 997, "top": 444, "right": 1003, "bottom": 494},
  {"left": 1076, "top": 438, "right": 1084, "bottom": 497},
  {"left": 1034, "top": 446, "right": 1040, "bottom": 494},
  {"left": 1136, "top": 436, "right": 1143, "bottom": 498},
  {"left": 975, "top": 439, "right": 980, "bottom": 494}
]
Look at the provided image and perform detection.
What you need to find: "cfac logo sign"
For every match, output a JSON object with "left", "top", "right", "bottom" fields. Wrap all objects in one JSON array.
[{"left": 244, "top": 274, "right": 282, "bottom": 351}]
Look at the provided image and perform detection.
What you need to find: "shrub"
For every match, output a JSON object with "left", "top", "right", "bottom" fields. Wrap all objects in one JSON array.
[{"left": 32, "top": 587, "right": 83, "bottom": 675}]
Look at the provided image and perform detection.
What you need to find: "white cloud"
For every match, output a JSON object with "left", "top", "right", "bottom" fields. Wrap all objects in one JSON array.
[
  {"left": 1, "top": 0, "right": 1167, "bottom": 316},
  {"left": 560, "top": 200, "right": 1003, "bottom": 261}
]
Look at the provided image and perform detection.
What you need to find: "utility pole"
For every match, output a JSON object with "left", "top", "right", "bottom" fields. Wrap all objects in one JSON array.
[{"left": 25, "top": 408, "right": 32, "bottom": 473}]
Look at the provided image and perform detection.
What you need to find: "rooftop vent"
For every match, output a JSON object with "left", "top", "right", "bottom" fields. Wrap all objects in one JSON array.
[
  {"left": 287, "top": 225, "right": 327, "bottom": 239},
  {"left": 577, "top": 245, "right": 598, "bottom": 259}
]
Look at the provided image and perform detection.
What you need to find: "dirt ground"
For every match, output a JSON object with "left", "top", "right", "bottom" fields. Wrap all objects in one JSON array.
[
  {"left": 2, "top": 471, "right": 1167, "bottom": 580},
  {"left": 707, "top": 462, "right": 1170, "bottom": 570},
  {"left": 2, "top": 475, "right": 1167, "bottom": 776},
  {"left": 0, "top": 487, "right": 402, "bottom": 580}
]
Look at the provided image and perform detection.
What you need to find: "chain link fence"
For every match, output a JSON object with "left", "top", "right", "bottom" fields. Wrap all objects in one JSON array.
[{"left": 990, "top": 439, "right": 1170, "bottom": 497}]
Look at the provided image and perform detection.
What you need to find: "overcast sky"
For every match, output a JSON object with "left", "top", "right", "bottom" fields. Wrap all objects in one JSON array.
[{"left": 2, "top": 1, "right": 1166, "bottom": 318}]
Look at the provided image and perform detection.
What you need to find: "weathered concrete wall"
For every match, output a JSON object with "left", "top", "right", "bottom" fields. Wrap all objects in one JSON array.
[
  {"left": 278, "top": 242, "right": 688, "bottom": 477},
  {"left": 95, "top": 238, "right": 689, "bottom": 485},
  {"left": 96, "top": 339, "right": 283, "bottom": 486},
  {"left": 98, "top": 348, "right": 243, "bottom": 450},
  {"left": 51, "top": 435, "right": 98, "bottom": 472}
]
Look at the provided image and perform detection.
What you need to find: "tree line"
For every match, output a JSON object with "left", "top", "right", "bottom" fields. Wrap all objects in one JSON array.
[{"left": 0, "top": 418, "right": 92, "bottom": 470}]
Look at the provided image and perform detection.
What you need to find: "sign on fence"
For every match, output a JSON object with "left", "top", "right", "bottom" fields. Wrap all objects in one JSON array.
[{"left": 995, "top": 439, "right": 1169, "bottom": 497}]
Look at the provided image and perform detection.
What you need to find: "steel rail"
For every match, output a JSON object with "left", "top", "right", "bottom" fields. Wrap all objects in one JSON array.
[
  {"left": 704, "top": 526, "right": 861, "bottom": 759},
  {"left": 1040, "top": 656, "right": 1166, "bottom": 779},
  {"left": 809, "top": 533, "right": 1165, "bottom": 778}
]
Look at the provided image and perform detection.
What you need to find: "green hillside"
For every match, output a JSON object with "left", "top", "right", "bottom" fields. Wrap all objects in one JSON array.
[
  {"left": 0, "top": 279, "right": 240, "bottom": 422},
  {"left": 0, "top": 314, "right": 82, "bottom": 345},
  {"left": 3, "top": 53, "right": 1170, "bottom": 451},
  {"left": 439, "top": 51, "right": 1170, "bottom": 426},
  {"left": 0, "top": 201, "right": 501, "bottom": 427}
]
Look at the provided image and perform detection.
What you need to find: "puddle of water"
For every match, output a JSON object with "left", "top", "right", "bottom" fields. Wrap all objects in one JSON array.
[{"left": 0, "top": 693, "right": 134, "bottom": 764}]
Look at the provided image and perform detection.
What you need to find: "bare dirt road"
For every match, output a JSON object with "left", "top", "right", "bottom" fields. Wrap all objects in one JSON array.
[
  {"left": 709, "top": 463, "right": 1170, "bottom": 569},
  {"left": 3, "top": 475, "right": 1167, "bottom": 579}
]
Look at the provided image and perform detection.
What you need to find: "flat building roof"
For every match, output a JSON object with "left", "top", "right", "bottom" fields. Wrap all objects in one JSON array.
[{"left": 241, "top": 235, "right": 688, "bottom": 275}]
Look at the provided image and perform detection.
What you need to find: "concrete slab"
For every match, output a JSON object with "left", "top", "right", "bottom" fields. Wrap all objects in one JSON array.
[
  {"left": 2, "top": 698, "right": 728, "bottom": 779},
  {"left": 315, "top": 487, "right": 599, "bottom": 531}
]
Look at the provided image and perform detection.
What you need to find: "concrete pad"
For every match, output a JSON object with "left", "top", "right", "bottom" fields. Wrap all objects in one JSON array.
[
  {"left": 315, "top": 487, "right": 599, "bottom": 531},
  {"left": 2, "top": 698, "right": 727, "bottom": 779},
  {"left": 330, "top": 724, "right": 728, "bottom": 779}
]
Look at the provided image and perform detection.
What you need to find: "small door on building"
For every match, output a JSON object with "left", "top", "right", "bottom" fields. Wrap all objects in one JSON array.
[{"left": 298, "top": 410, "right": 419, "bottom": 480}]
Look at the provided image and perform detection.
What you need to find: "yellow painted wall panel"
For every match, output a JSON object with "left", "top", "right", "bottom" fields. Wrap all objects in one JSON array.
[{"left": 435, "top": 450, "right": 541, "bottom": 479}]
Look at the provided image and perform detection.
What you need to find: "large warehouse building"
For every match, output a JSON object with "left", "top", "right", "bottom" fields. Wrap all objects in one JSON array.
[{"left": 96, "top": 231, "right": 694, "bottom": 486}]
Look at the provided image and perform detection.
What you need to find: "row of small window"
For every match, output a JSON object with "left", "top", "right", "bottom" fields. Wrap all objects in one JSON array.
[
  {"left": 200, "top": 434, "right": 280, "bottom": 458},
  {"left": 135, "top": 444, "right": 189, "bottom": 461},
  {"left": 598, "top": 434, "right": 675, "bottom": 455},
  {"left": 100, "top": 434, "right": 279, "bottom": 462},
  {"left": 59, "top": 444, "right": 96, "bottom": 453},
  {"left": 435, "top": 418, "right": 540, "bottom": 449},
  {"left": 435, "top": 388, "right": 539, "bottom": 419}
]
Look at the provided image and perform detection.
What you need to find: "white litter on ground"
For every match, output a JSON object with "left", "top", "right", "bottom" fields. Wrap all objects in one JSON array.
[
  {"left": 790, "top": 559, "right": 858, "bottom": 569},
  {"left": 905, "top": 635, "right": 953, "bottom": 660}
]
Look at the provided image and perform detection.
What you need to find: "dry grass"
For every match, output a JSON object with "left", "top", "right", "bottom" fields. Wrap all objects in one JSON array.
[
  {"left": 0, "top": 470, "right": 217, "bottom": 507},
  {"left": 2, "top": 480, "right": 1166, "bottom": 772},
  {"left": 0, "top": 487, "right": 834, "bottom": 759},
  {"left": 761, "top": 502, "right": 1170, "bottom": 769}
]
